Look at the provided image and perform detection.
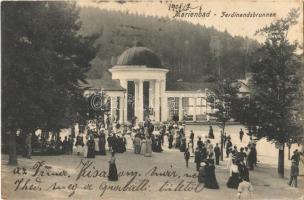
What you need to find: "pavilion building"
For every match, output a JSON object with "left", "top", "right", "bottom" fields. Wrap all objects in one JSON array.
[{"left": 82, "top": 46, "right": 221, "bottom": 123}]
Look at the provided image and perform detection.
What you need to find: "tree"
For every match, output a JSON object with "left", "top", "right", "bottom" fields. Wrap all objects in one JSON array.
[
  {"left": 244, "top": 8, "right": 302, "bottom": 177},
  {"left": 79, "top": 7, "right": 259, "bottom": 81},
  {"left": 2, "top": 2, "right": 97, "bottom": 164},
  {"left": 207, "top": 79, "right": 239, "bottom": 160}
]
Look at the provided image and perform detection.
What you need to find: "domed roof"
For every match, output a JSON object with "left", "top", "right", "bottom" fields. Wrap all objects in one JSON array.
[{"left": 116, "top": 47, "right": 163, "bottom": 68}]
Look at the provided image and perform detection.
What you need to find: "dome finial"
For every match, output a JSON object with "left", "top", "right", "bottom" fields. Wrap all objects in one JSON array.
[{"left": 133, "top": 36, "right": 143, "bottom": 47}]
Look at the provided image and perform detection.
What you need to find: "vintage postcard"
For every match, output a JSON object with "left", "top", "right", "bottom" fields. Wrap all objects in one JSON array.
[{"left": 1, "top": 0, "right": 304, "bottom": 199}]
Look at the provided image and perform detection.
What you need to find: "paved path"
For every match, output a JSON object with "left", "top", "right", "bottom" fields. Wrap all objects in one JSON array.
[
  {"left": 2, "top": 125, "right": 304, "bottom": 199},
  {"left": 2, "top": 147, "right": 303, "bottom": 199}
]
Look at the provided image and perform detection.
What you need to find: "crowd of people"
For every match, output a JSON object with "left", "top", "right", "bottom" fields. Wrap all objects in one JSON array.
[
  {"left": 16, "top": 116, "right": 303, "bottom": 191},
  {"left": 180, "top": 127, "right": 257, "bottom": 198}
]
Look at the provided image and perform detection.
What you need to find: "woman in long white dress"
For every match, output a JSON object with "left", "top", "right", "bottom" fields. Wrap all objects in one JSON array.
[
  {"left": 145, "top": 136, "right": 152, "bottom": 157},
  {"left": 140, "top": 138, "right": 147, "bottom": 155},
  {"left": 94, "top": 136, "right": 99, "bottom": 154},
  {"left": 83, "top": 135, "right": 88, "bottom": 158},
  {"left": 227, "top": 151, "right": 233, "bottom": 169}
]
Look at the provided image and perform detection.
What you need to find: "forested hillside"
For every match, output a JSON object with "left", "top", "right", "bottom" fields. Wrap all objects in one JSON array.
[{"left": 79, "top": 6, "right": 259, "bottom": 81}]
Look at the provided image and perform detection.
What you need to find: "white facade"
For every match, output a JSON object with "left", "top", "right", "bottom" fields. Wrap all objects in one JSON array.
[
  {"left": 109, "top": 65, "right": 169, "bottom": 123},
  {"left": 84, "top": 46, "right": 216, "bottom": 123},
  {"left": 106, "top": 65, "right": 214, "bottom": 123}
]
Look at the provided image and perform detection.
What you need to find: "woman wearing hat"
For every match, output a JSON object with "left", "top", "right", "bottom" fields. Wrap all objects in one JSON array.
[
  {"left": 168, "top": 132, "right": 174, "bottom": 149},
  {"left": 204, "top": 159, "right": 219, "bottom": 189},
  {"left": 108, "top": 152, "right": 118, "bottom": 181},
  {"left": 226, "top": 147, "right": 234, "bottom": 169},
  {"left": 227, "top": 160, "right": 241, "bottom": 189},
  {"left": 198, "top": 161, "right": 206, "bottom": 183},
  {"left": 87, "top": 135, "right": 95, "bottom": 158},
  {"left": 99, "top": 132, "right": 106, "bottom": 155}
]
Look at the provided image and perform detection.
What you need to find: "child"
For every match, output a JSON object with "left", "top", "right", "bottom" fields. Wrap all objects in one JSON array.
[{"left": 184, "top": 148, "right": 190, "bottom": 168}]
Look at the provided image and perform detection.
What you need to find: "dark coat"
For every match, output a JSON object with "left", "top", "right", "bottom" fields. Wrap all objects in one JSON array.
[
  {"left": 198, "top": 166, "right": 206, "bottom": 183},
  {"left": 195, "top": 150, "right": 202, "bottom": 163},
  {"left": 238, "top": 164, "right": 250, "bottom": 181},
  {"left": 290, "top": 163, "right": 299, "bottom": 176},
  {"left": 204, "top": 165, "right": 219, "bottom": 189},
  {"left": 214, "top": 146, "right": 221, "bottom": 157}
]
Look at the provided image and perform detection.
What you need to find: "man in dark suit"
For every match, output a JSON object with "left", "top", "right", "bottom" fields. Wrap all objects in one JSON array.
[
  {"left": 214, "top": 143, "right": 221, "bottom": 165},
  {"left": 195, "top": 147, "right": 202, "bottom": 171}
]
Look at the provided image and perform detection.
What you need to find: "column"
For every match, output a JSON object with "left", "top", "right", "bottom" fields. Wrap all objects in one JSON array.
[
  {"left": 120, "top": 80, "right": 128, "bottom": 123},
  {"left": 160, "top": 80, "right": 167, "bottom": 122},
  {"left": 193, "top": 97, "right": 197, "bottom": 121},
  {"left": 119, "top": 96, "right": 124, "bottom": 124},
  {"left": 179, "top": 97, "right": 183, "bottom": 121},
  {"left": 154, "top": 80, "right": 160, "bottom": 122},
  {"left": 111, "top": 96, "right": 116, "bottom": 121},
  {"left": 149, "top": 80, "right": 155, "bottom": 109},
  {"left": 138, "top": 80, "right": 144, "bottom": 122},
  {"left": 134, "top": 80, "right": 139, "bottom": 118}
]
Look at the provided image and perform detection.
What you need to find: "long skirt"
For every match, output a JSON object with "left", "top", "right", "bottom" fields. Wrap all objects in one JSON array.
[
  {"left": 227, "top": 157, "right": 232, "bottom": 169},
  {"left": 175, "top": 140, "right": 180, "bottom": 148},
  {"left": 99, "top": 145, "right": 106, "bottom": 155},
  {"left": 180, "top": 143, "right": 186, "bottom": 152},
  {"left": 94, "top": 139, "right": 99, "bottom": 152},
  {"left": 145, "top": 142, "right": 152, "bottom": 157},
  {"left": 76, "top": 145, "right": 83, "bottom": 153},
  {"left": 209, "top": 132, "right": 214, "bottom": 139},
  {"left": 122, "top": 144, "right": 126, "bottom": 153},
  {"left": 155, "top": 144, "right": 163, "bottom": 152},
  {"left": 83, "top": 145, "right": 88, "bottom": 158},
  {"left": 198, "top": 169, "right": 206, "bottom": 183},
  {"left": 87, "top": 147, "right": 95, "bottom": 158},
  {"left": 227, "top": 172, "right": 241, "bottom": 189},
  {"left": 108, "top": 163, "right": 118, "bottom": 181},
  {"left": 141, "top": 143, "right": 147, "bottom": 155},
  {"left": 205, "top": 174, "right": 219, "bottom": 189},
  {"left": 168, "top": 140, "right": 173, "bottom": 149},
  {"left": 135, "top": 145, "right": 141, "bottom": 154}
]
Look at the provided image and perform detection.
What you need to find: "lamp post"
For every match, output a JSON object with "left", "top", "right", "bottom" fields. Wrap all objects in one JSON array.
[
  {"left": 206, "top": 88, "right": 224, "bottom": 160},
  {"left": 205, "top": 88, "right": 208, "bottom": 117}
]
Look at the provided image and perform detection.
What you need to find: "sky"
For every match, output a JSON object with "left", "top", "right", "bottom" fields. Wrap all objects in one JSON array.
[{"left": 77, "top": 0, "right": 303, "bottom": 45}]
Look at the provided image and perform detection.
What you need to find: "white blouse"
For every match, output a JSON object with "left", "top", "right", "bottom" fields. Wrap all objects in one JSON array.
[{"left": 230, "top": 164, "right": 239, "bottom": 176}]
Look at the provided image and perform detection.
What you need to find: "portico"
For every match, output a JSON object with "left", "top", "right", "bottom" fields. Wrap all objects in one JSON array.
[
  {"left": 82, "top": 46, "right": 216, "bottom": 124},
  {"left": 109, "top": 65, "right": 168, "bottom": 122}
]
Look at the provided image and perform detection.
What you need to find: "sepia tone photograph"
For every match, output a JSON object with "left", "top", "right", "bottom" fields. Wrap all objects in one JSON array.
[{"left": 1, "top": 0, "right": 304, "bottom": 199}]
